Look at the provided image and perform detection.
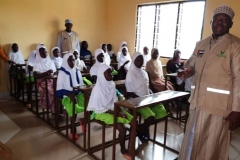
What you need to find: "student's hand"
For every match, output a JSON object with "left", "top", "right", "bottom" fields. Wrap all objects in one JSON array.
[
  {"left": 124, "top": 60, "right": 130, "bottom": 65},
  {"left": 118, "top": 112, "right": 126, "bottom": 118},
  {"left": 7, "top": 60, "right": 14, "bottom": 64},
  {"left": 225, "top": 111, "right": 240, "bottom": 131},
  {"left": 47, "top": 70, "right": 53, "bottom": 76},
  {"left": 177, "top": 68, "right": 191, "bottom": 79}
]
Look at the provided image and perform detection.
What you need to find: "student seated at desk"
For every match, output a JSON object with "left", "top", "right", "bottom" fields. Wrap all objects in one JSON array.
[
  {"left": 51, "top": 47, "right": 63, "bottom": 70},
  {"left": 8, "top": 43, "right": 26, "bottom": 98},
  {"left": 166, "top": 49, "right": 184, "bottom": 90},
  {"left": 56, "top": 53, "right": 85, "bottom": 139},
  {"left": 107, "top": 44, "right": 115, "bottom": 58},
  {"left": 116, "top": 41, "right": 127, "bottom": 62},
  {"left": 90, "top": 48, "right": 104, "bottom": 84},
  {"left": 71, "top": 48, "right": 91, "bottom": 85},
  {"left": 33, "top": 45, "right": 57, "bottom": 116},
  {"left": 125, "top": 52, "right": 167, "bottom": 142},
  {"left": 80, "top": 41, "right": 91, "bottom": 60},
  {"left": 142, "top": 46, "right": 150, "bottom": 69},
  {"left": 101, "top": 43, "right": 111, "bottom": 66},
  {"left": 72, "top": 49, "right": 87, "bottom": 72},
  {"left": 87, "top": 64, "right": 134, "bottom": 160},
  {"left": 146, "top": 48, "right": 173, "bottom": 91},
  {"left": 117, "top": 46, "right": 131, "bottom": 80}
]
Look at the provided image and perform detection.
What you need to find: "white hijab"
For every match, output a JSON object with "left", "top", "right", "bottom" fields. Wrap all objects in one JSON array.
[
  {"left": 100, "top": 43, "right": 111, "bottom": 66},
  {"left": 90, "top": 48, "right": 104, "bottom": 76},
  {"left": 33, "top": 45, "right": 56, "bottom": 73},
  {"left": 8, "top": 44, "right": 25, "bottom": 65},
  {"left": 117, "top": 46, "right": 131, "bottom": 70},
  {"left": 87, "top": 64, "right": 117, "bottom": 113},
  {"left": 117, "top": 41, "right": 127, "bottom": 62},
  {"left": 25, "top": 50, "right": 36, "bottom": 75},
  {"left": 143, "top": 53, "right": 151, "bottom": 67},
  {"left": 71, "top": 49, "right": 85, "bottom": 71},
  {"left": 125, "top": 52, "right": 149, "bottom": 97},
  {"left": 57, "top": 53, "right": 83, "bottom": 91},
  {"left": 51, "top": 47, "right": 63, "bottom": 69}
]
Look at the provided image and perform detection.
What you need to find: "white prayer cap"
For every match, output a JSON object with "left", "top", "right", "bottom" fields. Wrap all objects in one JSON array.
[
  {"left": 213, "top": 4, "right": 235, "bottom": 19},
  {"left": 65, "top": 19, "right": 72, "bottom": 24}
]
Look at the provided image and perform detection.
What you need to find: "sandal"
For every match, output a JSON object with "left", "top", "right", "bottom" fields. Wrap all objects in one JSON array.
[
  {"left": 79, "top": 118, "right": 86, "bottom": 132},
  {"left": 69, "top": 133, "right": 78, "bottom": 140}
]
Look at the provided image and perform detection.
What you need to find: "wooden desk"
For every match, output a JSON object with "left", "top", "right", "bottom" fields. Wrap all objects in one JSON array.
[
  {"left": 110, "top": 62, "right": 118, "bottom": 70},
  {"left": 112, "top": 90, "right": 190, "bottom": 160},
  {"left": 114, "top": 80, "right": 125, "bottom": 89},
  {"left": 165, "top": 73, "right": 177, "bottom": 90}
]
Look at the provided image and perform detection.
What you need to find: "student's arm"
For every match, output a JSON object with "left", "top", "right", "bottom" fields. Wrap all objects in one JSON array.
[
  {"left": 34, "top": 70, "right": 53, "bottom": 79},
  {"left": 91, "top": 75, "right": 97, "bottom": 84},
  {"left": 0, "top": 45, "right": 10, "bottom": 63},
  {"left": 225, "top": 47, "right": 240, "bottom": 131},
  {"left": 57, "top": 34, "right": 62, "bottom": 53},
  {"left": 166, "top": 60, "right": 172, "bottom": 73}
]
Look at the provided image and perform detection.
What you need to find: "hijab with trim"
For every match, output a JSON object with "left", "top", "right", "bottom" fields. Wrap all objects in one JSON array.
[
  {"left": 57, "top": 53, "right": 83, "bottom": 92},
  {"left": 125, "top": 52, "right": 149, "bottom": 96},
  {"left": 87, "top": 64, "right": 117, "bottom": 113}
]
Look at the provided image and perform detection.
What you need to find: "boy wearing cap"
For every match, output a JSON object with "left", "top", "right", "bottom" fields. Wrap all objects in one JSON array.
[
  {"left": 178, "top": 4, "right": 240, "bottom": 160},
  {"left": 57, "top": 19, "right": 80, "bottom": 57}
]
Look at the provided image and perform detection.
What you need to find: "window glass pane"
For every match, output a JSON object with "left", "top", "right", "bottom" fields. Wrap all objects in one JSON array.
[
  {"left": 176, "top": 1, "right": 205, "bottom": 59},
  {"left": 135, "top": 5, "right": 155, "bottom": 52},
  {"left": 157, "top": 3, "right": 178, "bottom": 57}
]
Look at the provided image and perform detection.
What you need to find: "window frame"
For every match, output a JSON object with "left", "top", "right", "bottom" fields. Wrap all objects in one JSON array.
[{"left": 135, "top": 0, "right": 206, "bottom": 60}]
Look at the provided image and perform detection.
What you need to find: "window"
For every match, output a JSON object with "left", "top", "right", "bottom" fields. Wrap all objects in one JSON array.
[{"left": 135, "top": 1, "right": 205, "bottom": 59}]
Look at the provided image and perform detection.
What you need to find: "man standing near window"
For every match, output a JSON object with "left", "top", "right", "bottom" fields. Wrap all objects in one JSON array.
[
  {"left": 178, "top": 4, "right": 240, "bottom": 160},
  {"left": 57, "top": 19, "right": 80, "bottom": 57}
]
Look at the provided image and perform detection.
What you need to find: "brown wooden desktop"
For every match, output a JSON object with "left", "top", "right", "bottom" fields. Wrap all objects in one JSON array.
[{"left": 112, "top": 90, "right": 190, "bottom": 160}]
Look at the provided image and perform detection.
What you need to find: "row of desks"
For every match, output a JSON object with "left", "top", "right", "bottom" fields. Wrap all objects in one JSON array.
[{"left": 41, "top": 73, "right": 189, "bottom": 160}]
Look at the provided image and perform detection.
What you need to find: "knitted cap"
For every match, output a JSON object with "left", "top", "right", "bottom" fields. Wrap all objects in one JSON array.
[{"left": 213, "top": 4, "right": 235, "bottom": 19}]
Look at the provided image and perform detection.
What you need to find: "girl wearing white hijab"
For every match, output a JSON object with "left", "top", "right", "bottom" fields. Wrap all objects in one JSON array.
[
  {"left": 57, "top": 53, "right": 85, "bottom": 138},
  {"left": 117, "top": 46, "right": 131, "bottom": 80},
  {"left": 71, "top": 49, "right": 87, "bottom": 72},
  {"left": 90, "top": 48, "right": 104, "bottom": 83},
  {"left": 87, "top": 64, "right": 134, "bottom": 160},
  {"left": 125, "top": 52, "right": 167, "bottom": 143},
  {"left": 33, "top": 45, "right": 56, "bottom": 114},
  {"left": 25, "top": 43, "right": 44, "bottom": 108},
  {"left": 8, "top": 43, "right": 25, "bottom": 66},
  {"left": 51, "top": 47, "right": 63, "bottom": 69},
  {"left": 117, "top": 41, "right": 127, "bottom": 62},
  {"left": 146, "top": 48, "right": 173, "bottom": 91},
  {"left": 100, "top": 43, "right": 111, "bottom": 66}
]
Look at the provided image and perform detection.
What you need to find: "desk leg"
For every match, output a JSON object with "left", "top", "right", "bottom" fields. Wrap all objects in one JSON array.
[
  {"left": 112, "top": 104, "right": 117, "bottom": 160},
  {"left": 83, "top": 91, "right": 88, "bottom": 151},
  {"left": 165, "top": 75, "right": 167, "bottom": 90},
  {"left": 129, "top": 109, "right": 137, "bottom": 159}
]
